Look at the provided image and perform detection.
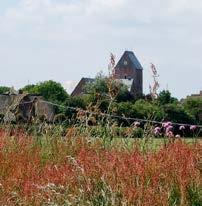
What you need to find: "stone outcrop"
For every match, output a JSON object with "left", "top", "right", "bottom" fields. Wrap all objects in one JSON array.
[{"left": 0, "top": 94, "right": 55, "bottom": 123}]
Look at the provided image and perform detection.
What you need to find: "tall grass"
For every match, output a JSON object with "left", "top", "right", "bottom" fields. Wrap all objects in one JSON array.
[
  {"left": 0, "top": 67, "right": 201, "bottom": 205},
  {"left": 0, "top": 128, "right": 201, "bottom": 205}
]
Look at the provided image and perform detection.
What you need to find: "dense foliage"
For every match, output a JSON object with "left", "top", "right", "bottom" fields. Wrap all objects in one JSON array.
[
  {"left": 21, "top": 80, "right": 69, "bottom": 104},
  {"left": 69, "top": 76, "right": 201, "bottom": 125},
  {"left": 68, "top": 89, "right": 201, "bottom": 125},
  {"left": 0, "top": 86, "right": 10, "bottom": 94},
  {"left": 1, "top": 77, "right": 201, "bottom": 125}
]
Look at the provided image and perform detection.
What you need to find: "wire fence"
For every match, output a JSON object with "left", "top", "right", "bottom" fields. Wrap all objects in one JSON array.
[{"left": 33, "top": 100, "right": 202, "bottom": 129}]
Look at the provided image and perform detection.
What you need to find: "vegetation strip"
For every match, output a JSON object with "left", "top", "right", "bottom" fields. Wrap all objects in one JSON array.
[{"left": 0, "top": 129, "right": 201, "bottom": 205}]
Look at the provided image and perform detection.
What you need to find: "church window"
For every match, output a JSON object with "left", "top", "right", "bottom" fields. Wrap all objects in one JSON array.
[{"left": 123, "top": 60, "right": 128, "bottom": 65}]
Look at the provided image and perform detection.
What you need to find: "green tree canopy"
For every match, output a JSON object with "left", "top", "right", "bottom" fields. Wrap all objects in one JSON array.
[
  {"left": 21, "top": 80, "right": 69, "bottom": 104},
  {"left": 20, "top": 84, "right": 36, "bottom": 94},
  {"left": 85, "top": 74, "right": 134, "bottom": 104},
  {"left": 0, "top": 86, "right": 11, "bottom": 94},
  {"left": 116, "top": 99, "right": 165, "bottom": 121},
  {"left": 162, "top": 102, "right": 195, "bottom": 124},
  {"left": 157, "top": 90, "right": 178, "bottom": 105},
  {"left": 183, "top": 97, "right": 202, "bottom": 123}
]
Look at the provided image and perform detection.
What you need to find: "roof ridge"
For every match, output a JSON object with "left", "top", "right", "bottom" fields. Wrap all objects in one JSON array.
[{"left": 116, "top": 50, "right": 143, "bottom": 70}]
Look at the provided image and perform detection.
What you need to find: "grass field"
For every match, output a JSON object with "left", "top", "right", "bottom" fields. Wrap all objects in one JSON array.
[
  {"left": 109, "top": 137, "right": 201, "bottom": 151},
  {"left": 0, "top": 126, "right": 201, "bottom": 205}
]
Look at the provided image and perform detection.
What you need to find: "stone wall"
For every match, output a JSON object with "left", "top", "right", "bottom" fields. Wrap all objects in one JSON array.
[{"left": 0, "top": 94, "right": 55, "bottom": 122}]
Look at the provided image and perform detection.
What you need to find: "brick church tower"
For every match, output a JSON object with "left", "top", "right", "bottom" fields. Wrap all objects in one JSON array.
[
  {"left": 113, "top": 51, "right": 143, "bottom": 97},
  {"left": 71, "top": 51, "right": 143, "bottom": 97}
]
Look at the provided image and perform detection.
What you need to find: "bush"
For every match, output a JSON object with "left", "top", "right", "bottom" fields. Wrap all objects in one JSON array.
[
  {"left": 21, "top": 80, "right": 69, "bottom": 104},
  {"left": 163, "top": 103, "right": 195, "bottom": 124},
  {"left": 183, "top": 97, "right": 202, "bottom": 124}
]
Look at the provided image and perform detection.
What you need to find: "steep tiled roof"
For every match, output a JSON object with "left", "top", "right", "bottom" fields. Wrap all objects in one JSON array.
[
  {"left": 71, "top": 78, "right": 94, "bottom": 96},
  {"left": 115, "top": 51, "right": 143, "bottom": 70}
]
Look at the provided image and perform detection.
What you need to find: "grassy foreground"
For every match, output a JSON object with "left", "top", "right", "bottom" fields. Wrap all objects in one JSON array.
[{"left": 0, "top": 128, "right": 201, "bottom": 206}]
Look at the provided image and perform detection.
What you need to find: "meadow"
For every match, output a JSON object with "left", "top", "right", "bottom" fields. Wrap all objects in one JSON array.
[
  {"left": 0, "top": 77, "right": 201, "bottom": 205},
  {"left": 0, "top": 124, "right": 201, "bottom": 206}
]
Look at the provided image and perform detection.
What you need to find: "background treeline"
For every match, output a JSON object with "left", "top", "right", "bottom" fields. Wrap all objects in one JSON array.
[{"left": 0, "top": 75, "right": 201, "bottom": 125}]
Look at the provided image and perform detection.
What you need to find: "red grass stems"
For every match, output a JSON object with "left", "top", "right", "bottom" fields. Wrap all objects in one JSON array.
[{"left": 0, "top": 130, "right": 200, "bottom": 205}]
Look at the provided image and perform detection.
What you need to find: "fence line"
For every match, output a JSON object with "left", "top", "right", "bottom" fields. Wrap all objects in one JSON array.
[{"left": 35, "top": 100, "right": 202, "bottom": 129}]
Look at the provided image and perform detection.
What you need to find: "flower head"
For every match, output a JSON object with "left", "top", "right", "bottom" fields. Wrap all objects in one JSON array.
[
  {"left": 166, "top": 131, "right": 174, "bottom": 138},
  {"left": 190, "top": 125, "right": 197, "bottom": 131},
  {"left": 166, "top": 125, "right": 173, "bottom": 134},
  {"left": 179, "top": 125, "right": 185, "bottom": 130},
  {"left": 154, "top": 127, "right": 161, "bottom": 135},
  {"left": 162, "top": 121, "right": 172, "bottom": 128},
  {"left": 134, "top": 121, "right": 140, "bottom": 127}
]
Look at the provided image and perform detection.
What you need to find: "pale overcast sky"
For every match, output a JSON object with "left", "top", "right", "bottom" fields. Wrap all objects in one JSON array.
[{"left": 0, "top": 0, "right": 201, "bottom": 98}]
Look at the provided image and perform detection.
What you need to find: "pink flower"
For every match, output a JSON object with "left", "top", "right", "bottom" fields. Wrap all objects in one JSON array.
[
  {"left": 166, "top": 131, "right": 174, "bottom": 138},
  {"left": 190, "top": 125, "right": 197, "bottom": 130},
  {"left": 154, "top": 127, "right": 161, "bottom": 131},
  {"left": 166, "top": 125, "right": 173, "bottom": 134},
  {"left": 154, "top": 127, "right": 161, "bottom": 135},
  {"left": 162, "top": 121, "right": 172, "bottom": 128}
]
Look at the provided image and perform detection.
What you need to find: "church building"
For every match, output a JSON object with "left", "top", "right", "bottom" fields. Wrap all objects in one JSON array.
[{"left": 71, "top": 51, "right": 143, "bottom": 97}]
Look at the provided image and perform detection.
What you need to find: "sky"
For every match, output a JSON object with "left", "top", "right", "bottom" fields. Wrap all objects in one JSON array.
[{"left": 0, "top": 0, "right": 201, "bottom": 99}]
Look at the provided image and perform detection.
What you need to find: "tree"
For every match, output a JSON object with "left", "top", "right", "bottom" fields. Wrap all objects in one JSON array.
[
  {"left": 183, "top": 97, "right": 202, "bottom": 123},
  {"left": 116, "top": 84, "right": 134, "bottom": 102},
  {"left": 85, "top": 74, "right": 134, "bottom": 104},
  {"left": 116, "top": 102, "right": 134, "bottom": 117},
  {"left": 116, "top": 99, "right": 165, "bottom": 121},
  {"left": 85, "top": 74, "right": 108, "bottom": 103},
  {"left": 132, "top": 99, "right": 165, "bottom": 121},
  {"left": 162, "top": 103, "right": 195, "bottom": 124},
  {"left": 20, "top": 84, "right": 36, "bottom": 94},
  {"left": 157, "top": 90, "right": 178, "bottom": 105},
  {"left": 0, "top": 86, "right": 10, "bottom": 94},
  {"left": 21, "top": 80, "right": 69, "bottom": 104}
]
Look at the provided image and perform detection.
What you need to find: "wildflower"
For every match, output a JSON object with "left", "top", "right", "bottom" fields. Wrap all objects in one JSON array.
[
  {"left": 154, "top": 127, "right": 161, "bottom": 135},
  {"left": 154, "top": 127, "right": 161, "bottom": 132},
  {"left": 179, "top": 125, "right": 185, "bottom": 130},
  {"left": 162, "top": 121, "right": 172, "bottom": 128},
  {"left": 166, "top": 131, "right": 174, "bottom": 138},
  {"left": 190, "top": 125, "right": 197, "bottom": 131},
  {"left": 134, "top": 121, "right": 140, "bottom": 127},
  {"left": 175, "top": 134, "right": 181, "bottom": 138},
  {"left": 165, "top": 125, "right": 173, "bottom": 134}
]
